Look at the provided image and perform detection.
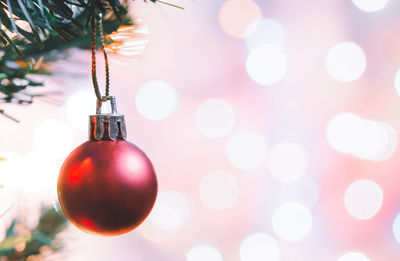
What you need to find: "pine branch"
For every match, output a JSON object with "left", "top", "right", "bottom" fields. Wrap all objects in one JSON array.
[
  {"left": 0, "top": 0, "right": 131, "bottom": 51},
  {"left": 0, "top": 0, "right": 153, "bottom": 114},
  {"left": 0, "top": 207, "right": 68, "bottom": 259},
  {"left": 0, "top": 0, "right": 181, "bottom": 116}
]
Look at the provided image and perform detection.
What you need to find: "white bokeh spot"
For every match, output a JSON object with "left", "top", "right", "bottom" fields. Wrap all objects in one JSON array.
[
  {"left": 195, "top": 99, "right": 235, "bottom": 138},
  {"left": 240, "top": 232, "right": 280, "bottom": 261},
  {"left": 272, "top": 202, "right": 313, "bottom": 242},
  {"left": 352, "top": 0, "right": 389, "bottom": 12},
  {"left": 326, "top": 42, "right": 366, "bottom": 82},
  {"left": 186, "top": 245, "right": 223, "bottom": 261},
  {"left": 268, "top": 142, "right": 308, "bottom": 182},
  {"left": 245, "top": 19, "right": 286, "bottom": 50},
  {"left": 135, "top": 80, "right": 179, "bottom": 120},
  {"left": 226, "top": 130, "right": 267, "bottom": 170},
  {"left": 246, "top": 44, "right": 287, "bottom": 86},
  {"left": 141, "top": 190, "right": 190, "bottom": 242},
  {"left": 199, "top": 171, "right": 239, "bottom": 210},
  {"left": 337, "top": 252, "right": 371, "bottom": 261},
  {"left": 344, "top": 180, "right": 383, "bottom": 220}
]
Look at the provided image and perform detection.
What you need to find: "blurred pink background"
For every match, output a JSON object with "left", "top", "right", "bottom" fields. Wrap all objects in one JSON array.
[{"left": 2, "top": 0, "right": 400, "bottom": 260}]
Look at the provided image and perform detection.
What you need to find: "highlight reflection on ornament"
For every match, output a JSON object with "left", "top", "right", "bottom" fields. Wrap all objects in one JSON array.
[{"left": 105, "top": 20, "right": 149, "bottom": 58}]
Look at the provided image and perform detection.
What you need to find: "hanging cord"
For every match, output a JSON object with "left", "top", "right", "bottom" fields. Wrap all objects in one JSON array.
[{"left": 91, "top": 13, "right": 111, "bottom": 102}]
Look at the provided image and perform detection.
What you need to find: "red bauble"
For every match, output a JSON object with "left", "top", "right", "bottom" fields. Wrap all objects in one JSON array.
[{"left": 57, "top": 140, "right": 157, "bottom": 236}]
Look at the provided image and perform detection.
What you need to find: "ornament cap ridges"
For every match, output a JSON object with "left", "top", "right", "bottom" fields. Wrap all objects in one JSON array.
[{"left": 89, "top": 96, "right": 127, "bottom": 141}]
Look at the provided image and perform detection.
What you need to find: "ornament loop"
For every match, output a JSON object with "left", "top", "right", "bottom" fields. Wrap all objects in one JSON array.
[
  {"left": 96, "top": 96, "right": 118, "bottom": 115},
  {"left": 91, "top": 13, "right": 111, "bottom": 102}
]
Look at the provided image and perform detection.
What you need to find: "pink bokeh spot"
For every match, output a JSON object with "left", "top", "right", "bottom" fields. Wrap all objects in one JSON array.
[{"left": 219, "top": 0, "right": 262, "bottom": 38}]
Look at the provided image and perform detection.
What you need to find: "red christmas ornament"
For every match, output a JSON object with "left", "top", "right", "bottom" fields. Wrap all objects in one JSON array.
[{"left": 57, "top": 97, "right": 157, "bottom": 236}]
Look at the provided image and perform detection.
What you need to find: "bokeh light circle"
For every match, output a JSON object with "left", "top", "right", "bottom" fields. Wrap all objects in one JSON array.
[
  {"left": 245, "top": 18, "right": 286, "bottom": 50},
  {"left": 337, "top": 252, "right": 370, "bottom": 261},
  {"left": 33, "top": 120, "right": 73, "bottom": 158},
  {"left": 326, "top": 113, "right": 365, "bottom": 154},
  {"left": 393, "top": 213, "right": 400, "bottom": 244},
  {"left": 326, "top": 113, "right": 397, "bottom": 160},
  {"left": 66, "top": 90, "right": 95, "bottom": 131},
  {"left": 226, "top": 130, "right": 267, "bottom": 170},
  {"left": 141, "top": 190, "right": 190, "bottom": 242},
  {"left": 246, "top": 44, "right": 287, "bottom": 86},
  {"left": 268, "top": 142, "right": 308, "bottom": 182},
  {"left": 186, "top": 245, "right": 224, "bottom": 261},
  {"left": 272, "top": 202, "right": 313, "bottom": 242},
  {"left": 199, "top": 171, "right": 239, "bottom": 210},
  {"left": 135, "top": 80, "right": 179, "bottom": 121},
  {"left": 239, "top": 232, "right": 280, "bottom": 261},
  {"left": 219, "top": 0, "right": 262, "bottom": 38},
  {"left": 378, "top": 122, "right": 398, "bottom": 161},
  {"left": 352, "top": 0, "right": 389, "bottom": 13},
  {"left": 326, "top": 42, "right": 366, "bottom": 82},
  {"left": 344, "top": 180, "right": 383, "bottom": 220},
  {"left": 195, "top": 99, "right": 235, "bottom": 138},
  {"left": 353, "top": 120, "right": 396, "bottom": 161}
]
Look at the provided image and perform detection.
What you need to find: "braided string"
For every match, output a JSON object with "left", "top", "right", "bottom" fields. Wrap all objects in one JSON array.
[{"left": 91, "top": 13, "right": 110, "bottom": 102}]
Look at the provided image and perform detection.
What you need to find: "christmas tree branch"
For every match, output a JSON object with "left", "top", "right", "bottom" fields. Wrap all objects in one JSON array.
[
  {"left": 0, "top": 207, "right": 68, "bottom": 260},
  {"left": 0, "top": 0, "right": 169, "bottom": 119}
]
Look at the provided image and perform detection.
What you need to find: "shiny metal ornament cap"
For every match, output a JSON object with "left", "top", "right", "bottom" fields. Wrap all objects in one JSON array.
[{"left": 89, "top": 96, "right": 127, "bottom": 141}]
